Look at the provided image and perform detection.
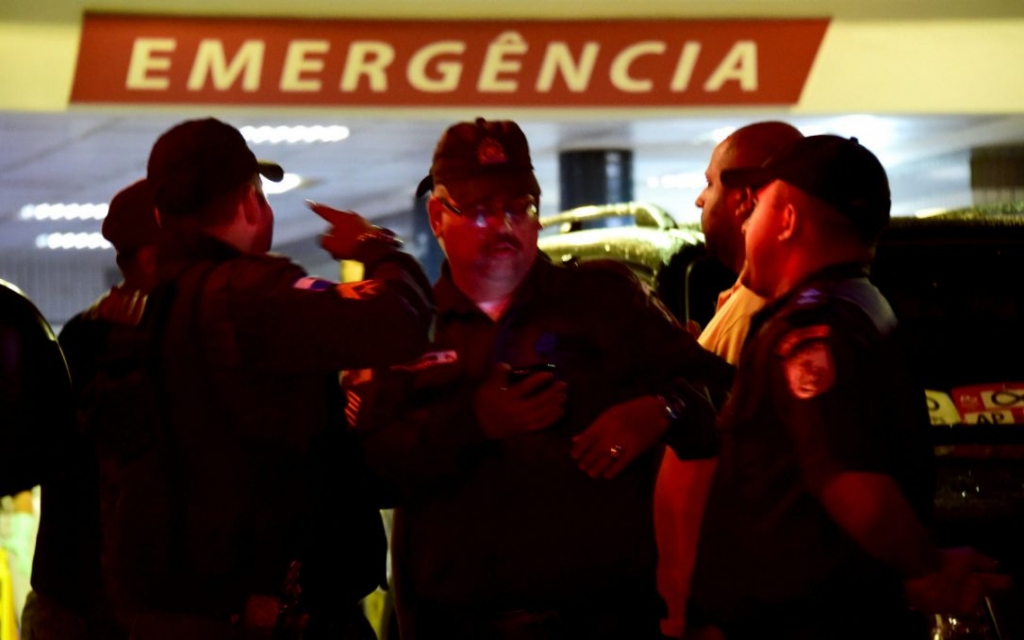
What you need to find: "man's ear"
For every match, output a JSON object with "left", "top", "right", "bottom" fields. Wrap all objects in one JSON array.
[
  {"left": 240, "top": 183, "right": 262, "bottom": 225},
  {"left": 732, "top": 187, "right": 756, "bottom": 221},
  {"left": 426, "top": 197, "right": 445, "bottom": 238},
  {"left": 779, "top": 201, "right": 799, "bottom": 241}
]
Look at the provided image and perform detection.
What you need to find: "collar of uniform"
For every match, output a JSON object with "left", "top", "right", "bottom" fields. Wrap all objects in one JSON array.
[
  {"left": 755, "top": 261, "right": 870, "bottom": 323},
  {"left": 155, "top": 230, "right": 243, "bottom": 281},
  {"left": 792, "top": 261, "right": 871, "bottom": 295}
]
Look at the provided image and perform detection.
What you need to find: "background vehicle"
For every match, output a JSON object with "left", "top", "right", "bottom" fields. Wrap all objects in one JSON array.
[{"left": 539, "top": 202, "right": 1024, "bottom": 638}]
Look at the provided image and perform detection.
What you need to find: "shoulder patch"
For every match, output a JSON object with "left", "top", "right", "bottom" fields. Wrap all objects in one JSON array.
[
  {"left": 779, "top": 326, "right": 835, "bottom": 399},
  {"left": 293, "top": 276, "right": 335, "bottom": 291},
  {"left": 336, "top": 280, "right": 383, "bottom": 300}
]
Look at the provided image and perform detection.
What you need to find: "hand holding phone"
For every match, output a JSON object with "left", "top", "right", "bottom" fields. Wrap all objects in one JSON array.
[{"left": 474, "top": 363, "right": 566, "bottom": 439}]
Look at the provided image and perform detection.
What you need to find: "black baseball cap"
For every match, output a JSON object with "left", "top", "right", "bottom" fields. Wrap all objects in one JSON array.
[
  {"left": 102, "top": 178, "right": 161, "bottom": 253},
  {"left": 416, "top": 118, "right": 541, "bottom": 204},
  {"left": 721, "top": 134, "right": 891, "bottom": 242},
  {"left": 147, "top": 118, "right": 284, "bottom": 216}
]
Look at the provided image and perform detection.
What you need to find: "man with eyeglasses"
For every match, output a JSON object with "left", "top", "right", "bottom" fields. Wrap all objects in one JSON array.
[{"left": 345, "top": 118, "right": 732, "bottom": 639}]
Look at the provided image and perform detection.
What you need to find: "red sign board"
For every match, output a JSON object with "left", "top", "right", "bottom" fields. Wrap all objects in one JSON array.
[{"left": 71, "top": 14, "right": 829, "bottom": 108}]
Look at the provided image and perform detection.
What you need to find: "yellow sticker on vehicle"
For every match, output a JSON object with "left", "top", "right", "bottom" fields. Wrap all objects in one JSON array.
[{"left": 926, "top": 390, "right": 961, "bottom": 426}]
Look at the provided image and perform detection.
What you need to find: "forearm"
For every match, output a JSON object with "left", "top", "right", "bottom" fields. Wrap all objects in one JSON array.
[
  {"left": 356, "top": 391, "right": 488, "bottom": 500},
  {"left": 362, "top": 251, "right": 435, "bottom": 325},
  {"left": 819, "top": 471, "right": 940, "bottom": 578}
]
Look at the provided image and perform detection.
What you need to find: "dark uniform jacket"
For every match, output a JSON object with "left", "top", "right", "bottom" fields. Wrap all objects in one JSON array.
[
  {"left": 92, "top": 230, "right": 433, "bottom": 627},
  {"left": 37, "top": 284, "right": 149, "bottom": 629},
  {"left": 347, "top": 257, "right": 732, "bottom": 635},
  {"left": 689, "top": 263, "right": 933, "bottom": 638}
]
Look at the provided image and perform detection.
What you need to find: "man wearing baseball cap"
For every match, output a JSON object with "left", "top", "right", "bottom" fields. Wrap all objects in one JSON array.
[
  {"left": 655, "top": 121, "right": 805, "bottom": 638},
  {"left": 86, "top": 118, "right": 433, "bottom": 639},
  {"left": 345, "top": 118, "right": 731, "bottom": 638},
  {"left": 686, "top": 135, "right": 1008, "bottom": 638}
]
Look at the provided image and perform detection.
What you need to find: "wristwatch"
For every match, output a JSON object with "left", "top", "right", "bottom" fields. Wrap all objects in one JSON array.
[
  {"left": 658, "top": 392, "right": 687, "bottom": 423},
  {"left": 356, "top": 226, "right": 403, "bottom": 248}
]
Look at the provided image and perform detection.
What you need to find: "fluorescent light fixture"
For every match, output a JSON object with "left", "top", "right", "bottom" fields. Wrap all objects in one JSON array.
[
  {"left": 23, "top": 170, "right": 303, "bottom": 232},
  {"left": 709, "top": 126, "right": 735, "bottom": 144},
  {"left": 646, "top": 171, "right": 705, "bottom": 190},
  {"left": 20, "top": 203, "right": 107, "bottom": 221},
  {"left": 242, "top": 125, "right": 350, "bottom": 144},
  {"left": 261, "top": 172, "right": 302, "bottom": 195},
  {"left": 35, "top": 232, "right": 112, "bottom": 250},
  {"left": 823, "top": 115, "right": 895, "bottom": 150}
]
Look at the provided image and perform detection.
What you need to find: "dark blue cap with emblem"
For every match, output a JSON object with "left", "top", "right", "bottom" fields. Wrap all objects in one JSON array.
[
  {"left": 721, "top": 134, "right": 891, "bottom": 243},
  {"left": 416, "top": 117, "right": 541, "bottom": 204}
]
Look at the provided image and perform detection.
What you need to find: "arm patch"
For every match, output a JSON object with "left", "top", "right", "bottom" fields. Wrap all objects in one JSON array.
[
  {"left": 778, "top": 325, "right": 835, "bottom": 400},
  {"left": 292, "top": 276, "right": 335, "bottom": 291},
  {"left": 336, "top": 280, "right": 383, "bottom": 300}
]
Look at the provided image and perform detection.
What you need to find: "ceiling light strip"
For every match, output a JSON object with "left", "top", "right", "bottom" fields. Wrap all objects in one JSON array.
[
  {"left": 241, "top": 125, "right": 350, "bottom": 144},
  {"left": 20, "top": 203, "right": 107, "bottom": 221},
  {"left": 35, "top": 232, "right": 111, "bottom": 250}
]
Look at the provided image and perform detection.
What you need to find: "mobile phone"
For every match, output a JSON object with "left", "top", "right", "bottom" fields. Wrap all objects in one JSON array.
[{"left": 508, "top": 363, "right": 558, "bottom": 386}]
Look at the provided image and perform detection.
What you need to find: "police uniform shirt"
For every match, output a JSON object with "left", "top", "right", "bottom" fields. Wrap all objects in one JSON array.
[
  {"left": 689, "top": 263, "right": 933, "bottom": 633},
  {"left": 348, "top": 256, "right": 732, "bottom": 613}
]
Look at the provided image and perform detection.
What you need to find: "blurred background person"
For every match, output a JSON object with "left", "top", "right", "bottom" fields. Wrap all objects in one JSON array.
[{"left": 654, "top": 121, "right": 804, "bottom": 638}]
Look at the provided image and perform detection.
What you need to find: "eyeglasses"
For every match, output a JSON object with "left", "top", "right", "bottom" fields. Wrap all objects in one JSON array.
[{"left": 437, "top": 195, "right": 539, "bottom": 228}]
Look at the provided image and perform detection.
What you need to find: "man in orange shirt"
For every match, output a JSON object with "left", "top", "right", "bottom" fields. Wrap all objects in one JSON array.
[{"left": 654, "top": 121, "right": 804, "bottom": 637}]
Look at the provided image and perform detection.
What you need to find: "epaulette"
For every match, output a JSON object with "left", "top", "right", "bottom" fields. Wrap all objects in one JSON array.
[{"left": 778, "top": 284, "right": 834, "bottom": 328}]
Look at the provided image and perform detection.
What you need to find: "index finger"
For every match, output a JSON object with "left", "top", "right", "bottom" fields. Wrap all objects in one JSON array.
[{"left": 307, "top": 200, "right": 353, "bottom": 222}]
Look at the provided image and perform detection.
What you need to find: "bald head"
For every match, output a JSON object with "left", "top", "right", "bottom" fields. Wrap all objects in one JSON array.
[
  {"left": 697, "top": 121, "right": 804, "bottom": 273},
  {"left": 724, "top": 121, "right": 805, "bottom": 169}
]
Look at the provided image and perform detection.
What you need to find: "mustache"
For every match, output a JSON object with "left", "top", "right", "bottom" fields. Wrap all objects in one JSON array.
[{"left": 485, "top": 233, "right": 522, "bottom": 252}]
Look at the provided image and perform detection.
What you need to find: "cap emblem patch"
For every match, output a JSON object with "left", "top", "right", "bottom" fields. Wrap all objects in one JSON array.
[{"left": 477, "top": 137, "right": 508, "bottom": 166}]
